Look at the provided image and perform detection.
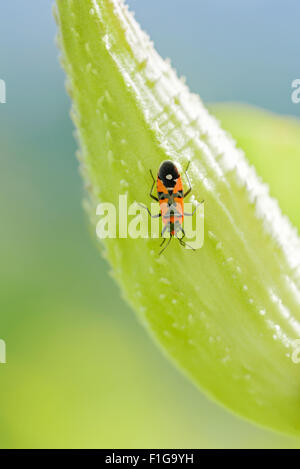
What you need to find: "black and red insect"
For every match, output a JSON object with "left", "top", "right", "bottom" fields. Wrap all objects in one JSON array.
[{"left": 140, "top": 160, "right": 203, "bottom": 254}]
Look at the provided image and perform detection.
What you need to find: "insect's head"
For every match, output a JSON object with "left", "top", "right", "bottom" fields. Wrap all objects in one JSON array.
[{"left": 158, "top": 160, "right": 179, "bottom": 189}]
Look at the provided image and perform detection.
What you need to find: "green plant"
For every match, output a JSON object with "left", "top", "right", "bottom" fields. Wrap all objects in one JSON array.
[{"left": 55, "top": 0, "right": 300, "bottom": 435}]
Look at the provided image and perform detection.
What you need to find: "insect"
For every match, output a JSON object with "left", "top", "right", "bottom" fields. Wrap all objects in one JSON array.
[{"left": 139, "top": 160, "right": 204, "bottom": 254}]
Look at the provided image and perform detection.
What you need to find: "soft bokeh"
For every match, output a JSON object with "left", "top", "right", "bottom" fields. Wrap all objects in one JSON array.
[{"left": 0, "top": 0, "right": 299, "bottom": 448}]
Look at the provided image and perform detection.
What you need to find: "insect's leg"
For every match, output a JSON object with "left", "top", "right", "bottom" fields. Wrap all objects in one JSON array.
[
  {"left": 178, "top": 226, "right": 185, "bottom": 240},
  {"left": 177, "top": 236, "right": 196, "bottom": 252},
  {"left": 175, "top": 226, "right": 195, "bottom": 250},
  {"left": 183, "top": 161, "right": 192, "bottom": 198},
  {"left": 138, "top": 203, "right": 161, "bottom": 218},
  {"left": 160, "top": 238, "right": 166, "bottom": 248},
  {"left": 149, "top": 169, "right": 158, "bottom": 201},
  {"left": 159, "top": 236, "right": 172, "bottom": 255},
  {"left": 150, "top": 169, "right": 156, "bottom": 183},
  {"left": 173, "top": 223, "right": 184, "bottom": 240},
  {"left": 161, "top": 224, "right": 169, "bottom": 237},
  {"left": 184, "top": 200, "right": 204, "bottom": 216}
]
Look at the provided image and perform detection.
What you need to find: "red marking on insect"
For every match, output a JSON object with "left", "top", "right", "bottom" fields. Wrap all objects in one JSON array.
[{"left": 139, "top": 160, "right": 204, "bottom": 254}]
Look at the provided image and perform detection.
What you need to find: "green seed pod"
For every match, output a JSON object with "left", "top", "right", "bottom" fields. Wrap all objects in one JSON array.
[{"left": 55, "top": 0, "right": 300, "bottom": 435}]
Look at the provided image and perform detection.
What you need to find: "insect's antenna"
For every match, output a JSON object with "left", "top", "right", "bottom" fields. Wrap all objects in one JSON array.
[{"left": 159, "top": 236, "right": 172, "bottom": 255}]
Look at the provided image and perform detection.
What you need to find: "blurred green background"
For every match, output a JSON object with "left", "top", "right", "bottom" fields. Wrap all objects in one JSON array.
[{"left": 0, "top": 0, "right": 300, "bottom": 448}]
